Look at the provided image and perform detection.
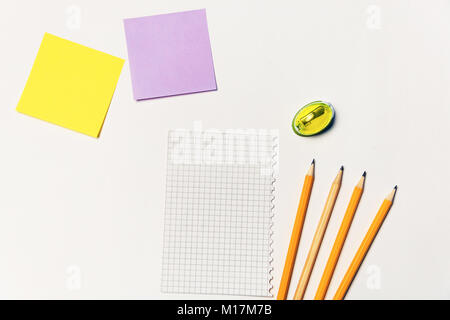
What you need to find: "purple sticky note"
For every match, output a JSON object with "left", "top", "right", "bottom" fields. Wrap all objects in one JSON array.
[{"left": 123, "top": 9, "right": 217, "bottom": 100}]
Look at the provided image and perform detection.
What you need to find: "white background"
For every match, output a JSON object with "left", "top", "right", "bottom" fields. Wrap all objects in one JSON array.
[{"left": 1, "top": 0, "right": 449, "bottom": 299}]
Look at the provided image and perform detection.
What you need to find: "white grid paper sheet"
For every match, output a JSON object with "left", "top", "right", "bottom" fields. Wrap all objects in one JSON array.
[{"left": 161, "top": 129, "right": 278, "bottom": 296}]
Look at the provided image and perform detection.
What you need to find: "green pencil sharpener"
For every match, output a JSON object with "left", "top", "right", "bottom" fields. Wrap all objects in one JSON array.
[{"left": 292, "top": 101, "right": 335, "bottom": 136}]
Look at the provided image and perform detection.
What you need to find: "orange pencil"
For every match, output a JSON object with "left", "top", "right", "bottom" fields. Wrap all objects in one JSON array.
[
  {"left": 277, "top": 160, "right": 315, "bottom": 300},
  {"left": 314, "top": 172, "right": 366, "bottom": 300},
  {"left": 293, "top": 166, "right": 343, "bottom": 300},
  {"left": 333, "top": 186, "right": 397, "bottom": 300}
]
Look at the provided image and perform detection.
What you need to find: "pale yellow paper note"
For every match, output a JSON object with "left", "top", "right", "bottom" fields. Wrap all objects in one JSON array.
[{"left": 17, "top": 33, "right": 124, "bottom": 138}]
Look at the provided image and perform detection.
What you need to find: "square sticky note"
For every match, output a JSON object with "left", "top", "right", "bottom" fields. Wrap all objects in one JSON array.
[
  {"left": 123, "top": 9, "right": 217, "bottom": 100},
  {"left": 17, "top": 33, "right": 124, "bottom": 138}
]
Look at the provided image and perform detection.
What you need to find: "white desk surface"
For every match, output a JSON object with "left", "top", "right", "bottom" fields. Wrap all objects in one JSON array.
[{"left": 1, "top": 0, "right": 449, "bottom": 299}]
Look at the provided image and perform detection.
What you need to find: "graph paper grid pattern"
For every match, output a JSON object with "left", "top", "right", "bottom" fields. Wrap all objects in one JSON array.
[{"left": 161, "top": 130, "right": 277, "bottom": 296}]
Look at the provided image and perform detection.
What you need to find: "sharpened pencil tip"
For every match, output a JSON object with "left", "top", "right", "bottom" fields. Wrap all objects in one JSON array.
[
  {"left": 386, "top": 185, "right": 397, "bottom": 202},
  {"left": 362, "top": 171, "right": 366, "bottom": 177},
  {"left": 311, "top": 159, "right": 315, "bottom": 165},
  {"left": 340, "top": 165, "right": 344, "bottom": 171}
]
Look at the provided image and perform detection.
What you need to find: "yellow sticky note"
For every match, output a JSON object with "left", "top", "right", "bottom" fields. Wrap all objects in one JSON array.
[{"left": 17, "top": 33, "right": 124, "bottom": 138}]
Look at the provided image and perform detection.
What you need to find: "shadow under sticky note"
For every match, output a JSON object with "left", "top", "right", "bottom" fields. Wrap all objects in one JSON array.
[
  {"left": 123, "top": 9, "right": 217, "bottom": 100},
  {"left": 17, "top": 33, "right": 124, "bottom": 138}
]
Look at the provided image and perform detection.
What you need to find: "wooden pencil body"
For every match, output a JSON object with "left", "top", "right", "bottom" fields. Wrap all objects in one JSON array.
[
  {"left": 315, "top": 176, "right": 364, "bottom": 300},
  {"left": 333, "top": 196, "right": 394, "bottom": 300},
  {"left": 277, "top": 173, "right": 314, "bottom": 299},
  {"left": 293, "top": 169, "right": 342, "bottom": 300}
]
